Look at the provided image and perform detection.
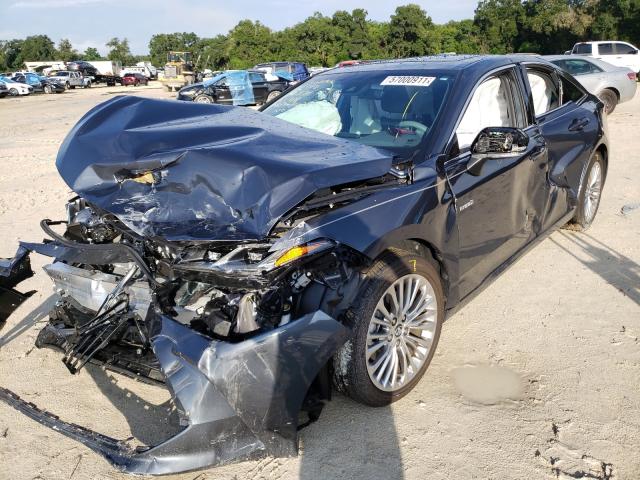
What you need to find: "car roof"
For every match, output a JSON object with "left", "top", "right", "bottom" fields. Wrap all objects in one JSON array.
[
  {"left": 574, "top": 40, "right": 635, "bottom": 45},
  {"left": 323, "top": 54, "right": 552, "bottom": 74}
]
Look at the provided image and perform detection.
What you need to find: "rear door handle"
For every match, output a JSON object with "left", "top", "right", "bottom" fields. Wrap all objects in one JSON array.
[{"left": 568, "top": 118, "right": 590, "bottom": 132}]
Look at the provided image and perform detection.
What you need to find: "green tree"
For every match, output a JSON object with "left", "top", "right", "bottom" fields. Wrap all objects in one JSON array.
[
  {"left": 106, "top": 37, "right": 133, "bottom": 65},
  {"left": 83, "top": 47, "right": 102, "bottom": 61},
  {"left": 0, "top": 40, "right": 24, "bottom": 70},
  {"left": 474, "top": 0, "right": 524, "bottom": 53},
  {"left": 17, "top": 35, "right": 56, "bottom": 63},
  {"left": 387, "top": 4, "right": 435, "bottom": 58},
  {"left": 332, "top": 9, "right": 370, "bottom": 60},
  {"left": 57, "top": 38, "right": 79, "bottom": 61},
  {"left": 195, "top": 35, "right": 229, "bottom": 70},
  {"left": 225, "top": 20, "right": 273, "bottom": 68}
]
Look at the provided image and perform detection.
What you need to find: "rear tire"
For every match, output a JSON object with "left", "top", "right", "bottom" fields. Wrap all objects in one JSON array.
[
  {"left": 566, "top": 152, "right": 605, "bottom": 231},
  {"left": 333, "top": 248, "right": 444, "bottom": 407},
  {"left": 266, "top": 90, "right": 282, "bottom": 103},
  {"left": 597, "top": 89, "right": 617, "bottom": 115}
]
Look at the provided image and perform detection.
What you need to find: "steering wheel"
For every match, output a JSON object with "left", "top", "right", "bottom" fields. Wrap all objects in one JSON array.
[{"left": 397, "top": 121, "right": 429, "bottom": 136}]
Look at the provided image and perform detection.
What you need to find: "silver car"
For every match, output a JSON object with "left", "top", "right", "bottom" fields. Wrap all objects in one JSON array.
[{"left": 545, "top": 55, "right": 637, "bottom": 114}]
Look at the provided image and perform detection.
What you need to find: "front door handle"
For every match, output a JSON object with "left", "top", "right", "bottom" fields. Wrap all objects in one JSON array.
[{"left": 568, "top": 118, "right": 590, "bottom": 132}]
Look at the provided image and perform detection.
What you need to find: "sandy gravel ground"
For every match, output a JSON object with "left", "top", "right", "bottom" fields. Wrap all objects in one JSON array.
[{"left": 0, "top": 83, "right": 638, "bottom": 480}]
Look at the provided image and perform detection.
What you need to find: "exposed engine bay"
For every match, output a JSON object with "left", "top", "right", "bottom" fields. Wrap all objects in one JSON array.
[{"left": 38, "top": 197, "right": 369, "bottom": 380}]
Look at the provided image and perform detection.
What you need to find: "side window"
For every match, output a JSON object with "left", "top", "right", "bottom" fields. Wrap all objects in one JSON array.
[
  {"left": 586, "top": 61, "right": 603, "bottom": 73},
  {"left": 526, "top": 69, "right": 559, "bottom": 117},
  {"left": 599, "top": 43, "right": 614, "bottom": 55},
  {"left": 248, "top": 73, "right": 264, "bottom": 83},
  {"left": 560, "top": 76, "right": 585, "bottom": 105},
  {"left": 455, "top": 72, "right": 519, "bottom": 150},
  {"left": 614, "top": 43, "right": 637, "bottom": 55},
  {"left": 573, "top": 43, "right": 592, "bottom": 55},
  {"left": 561, "top": 60, "right": 592, "bottom": 76}
]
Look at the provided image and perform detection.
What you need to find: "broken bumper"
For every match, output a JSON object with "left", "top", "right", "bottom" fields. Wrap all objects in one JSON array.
[{"left": 0, "top": 245, "right": 350, "bottom": 475}]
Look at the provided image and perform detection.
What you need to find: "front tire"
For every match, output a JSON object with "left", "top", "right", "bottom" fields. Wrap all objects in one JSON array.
[
  {"left": 566, "top": 152, "right": 605, "bottom": 231},
  {"left": 44, "top": 85, "right": 52, "bottom": 94},
  {"left": 334, "top": 248, "right": 444, "bottom": 406},
  {"left": 597, "top": 89, "right": 617, "bottom": 115},
  {"left": 194, "top": 94, "right": 213, "bottom": 104},
  {"left": 9, "top": 88, "right": 18, "bottom": 96}
]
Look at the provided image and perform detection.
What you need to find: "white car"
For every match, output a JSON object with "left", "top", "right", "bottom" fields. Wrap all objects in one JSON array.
[
  {"left": 570, "top": 41, "right": 640, "bottom": 74},
  {"left": 545, "top": 55, "right": 637, "bottom": 114},
  {"left": 0, "top": 77, "right": 33, "bottom": 96}
]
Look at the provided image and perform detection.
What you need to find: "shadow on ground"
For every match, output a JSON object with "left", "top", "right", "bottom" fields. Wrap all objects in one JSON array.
[
  {"left": 298, "top": 395, "right": 402, "bottom": 480},
  {"left": 551, "top": 231, "right": 640, "bottom": 306},
  {"left": 87, "top": 366, "right": 182, "bottom": 446},
  {"left": 0, "top": 294, "right": 55, "bottom": 347}
]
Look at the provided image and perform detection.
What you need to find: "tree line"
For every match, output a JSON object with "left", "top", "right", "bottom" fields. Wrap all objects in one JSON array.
[{"left": 1, "top": 1, "right": 638, "bottom": 72}]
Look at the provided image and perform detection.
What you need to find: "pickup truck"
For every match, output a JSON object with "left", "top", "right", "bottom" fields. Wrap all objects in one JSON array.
[
  {"left": 569, "top": 41, "right": 640, "bottom": 74},
  {"left": 48, "top": 71, "right": 91, "bottom": 89}
]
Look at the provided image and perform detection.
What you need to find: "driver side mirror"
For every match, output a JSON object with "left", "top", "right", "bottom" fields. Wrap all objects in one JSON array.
[{"left": 468, "top": 127, "right": 529, "bottom": 176}]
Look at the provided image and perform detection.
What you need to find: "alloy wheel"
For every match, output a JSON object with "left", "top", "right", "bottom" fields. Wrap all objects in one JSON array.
[
  {"left": 365, "top": 274, "right": 438, "bottom": 392},
  {"left": 584, "top": 161, "right": 602, "bottom": 223}
]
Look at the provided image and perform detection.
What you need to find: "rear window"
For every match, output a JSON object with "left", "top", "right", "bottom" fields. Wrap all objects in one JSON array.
[
  {"left": 614, "top": 43, "right": 637, "bottom": 54},
  {"left": 573, "top": 44, "right": 592, "bottom": 55}
]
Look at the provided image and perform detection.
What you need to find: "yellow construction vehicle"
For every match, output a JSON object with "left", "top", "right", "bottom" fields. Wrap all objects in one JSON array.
[{"left": 160, "top": 51, "right": 196, "bottom": 91}]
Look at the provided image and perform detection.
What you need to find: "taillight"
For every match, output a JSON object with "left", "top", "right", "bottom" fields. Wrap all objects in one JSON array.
[{"left": 627, "top": 72, "right": 637, "bottom": 81}]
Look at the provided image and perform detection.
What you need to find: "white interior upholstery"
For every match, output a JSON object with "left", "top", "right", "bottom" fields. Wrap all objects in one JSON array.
[
  {"left": 527, "top": 72, "right": 554, "bottom": 117},
  {"left": 456, "top": 77, "right": 511, "bottom": 149}
]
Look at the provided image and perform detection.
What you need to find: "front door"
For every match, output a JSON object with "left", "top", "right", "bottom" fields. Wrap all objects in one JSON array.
[{"left": 446, "top": 67, "right": 548, "bottom": 299}]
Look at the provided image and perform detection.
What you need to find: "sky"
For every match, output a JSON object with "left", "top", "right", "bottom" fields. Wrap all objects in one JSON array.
[{"left": 0, "top": 0, "right": 479, "bottom": 55}]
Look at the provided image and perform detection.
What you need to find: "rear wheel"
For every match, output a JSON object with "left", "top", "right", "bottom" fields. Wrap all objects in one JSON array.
[
  {"left": 597, "top": 89, "right": 618, "bottom": 115},
  {"left": 266, "top": 90, "right": 282, "bottom": 103},
  {"left": 566, "top": 152, "right": 605, "bottom": 231},
  {"left": 333, "top": 249, "right": 444, "bottom": 406}
]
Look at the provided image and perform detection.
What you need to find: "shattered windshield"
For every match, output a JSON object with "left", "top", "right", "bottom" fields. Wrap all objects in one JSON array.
[{"left": 262, "top": 69, "right": 456, "bottom": 151}]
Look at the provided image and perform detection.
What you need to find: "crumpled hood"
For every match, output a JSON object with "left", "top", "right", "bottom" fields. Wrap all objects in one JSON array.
[{"left": 56, "top": 96, "right": 394, "bottom": 241}]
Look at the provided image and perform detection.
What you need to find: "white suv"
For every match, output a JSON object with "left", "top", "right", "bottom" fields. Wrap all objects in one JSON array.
[{"left": 570, "top": 41, "right": 640, "bottom": 74}]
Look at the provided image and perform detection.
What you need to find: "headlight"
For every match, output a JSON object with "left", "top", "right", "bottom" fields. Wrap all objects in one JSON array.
[
  {"left": 273, "top": 241, "right": 333, "bottom": 268},
  {"left": 181, "top": 89, "right": 197, "bottom": 96}
]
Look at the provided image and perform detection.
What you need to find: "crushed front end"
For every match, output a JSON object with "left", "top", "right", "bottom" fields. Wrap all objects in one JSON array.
[
  {"left": 0, "top": 198, "right": 368, "bottom": 475},
  {"left": 0, "top": 96, "right": 405, "bottom": 475}
]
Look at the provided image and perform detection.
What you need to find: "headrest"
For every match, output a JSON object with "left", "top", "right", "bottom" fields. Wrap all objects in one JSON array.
[{"left": 381, "top": 86, "right": 410, "bottom": 113}]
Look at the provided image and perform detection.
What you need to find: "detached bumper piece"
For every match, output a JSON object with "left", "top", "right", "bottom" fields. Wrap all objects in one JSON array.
[
  {"left": 0, "top": 310, "right": 348, "bottom": 475},
  {"left": 0, "top": 246, "right": 35, "bottom": 323}
]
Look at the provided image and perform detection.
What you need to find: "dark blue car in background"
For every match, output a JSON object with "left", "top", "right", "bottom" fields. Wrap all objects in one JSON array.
[{"left": 0, "top": 55, "right": 606, "bottom": 475}]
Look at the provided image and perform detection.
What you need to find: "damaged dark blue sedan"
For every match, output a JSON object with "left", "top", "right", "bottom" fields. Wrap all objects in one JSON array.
[{"left": 0, "top": 55, "right": 607, "bottom": 475}]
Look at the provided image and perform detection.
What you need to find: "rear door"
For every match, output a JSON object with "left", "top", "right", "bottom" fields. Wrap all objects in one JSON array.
[
  {"left": 521, "top": 63, "right": 600, "bottom": 230},
  {"left": 446, "top": 66, "right": 548, "bottom": 299}
]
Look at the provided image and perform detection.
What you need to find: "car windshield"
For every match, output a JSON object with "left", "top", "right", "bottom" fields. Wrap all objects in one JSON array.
[
  {"left": 0, "top": 77, "right": 16, "bottom": 83},
  {"left": 262, "top": 69, "right": 456, "bottom": 151}
]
